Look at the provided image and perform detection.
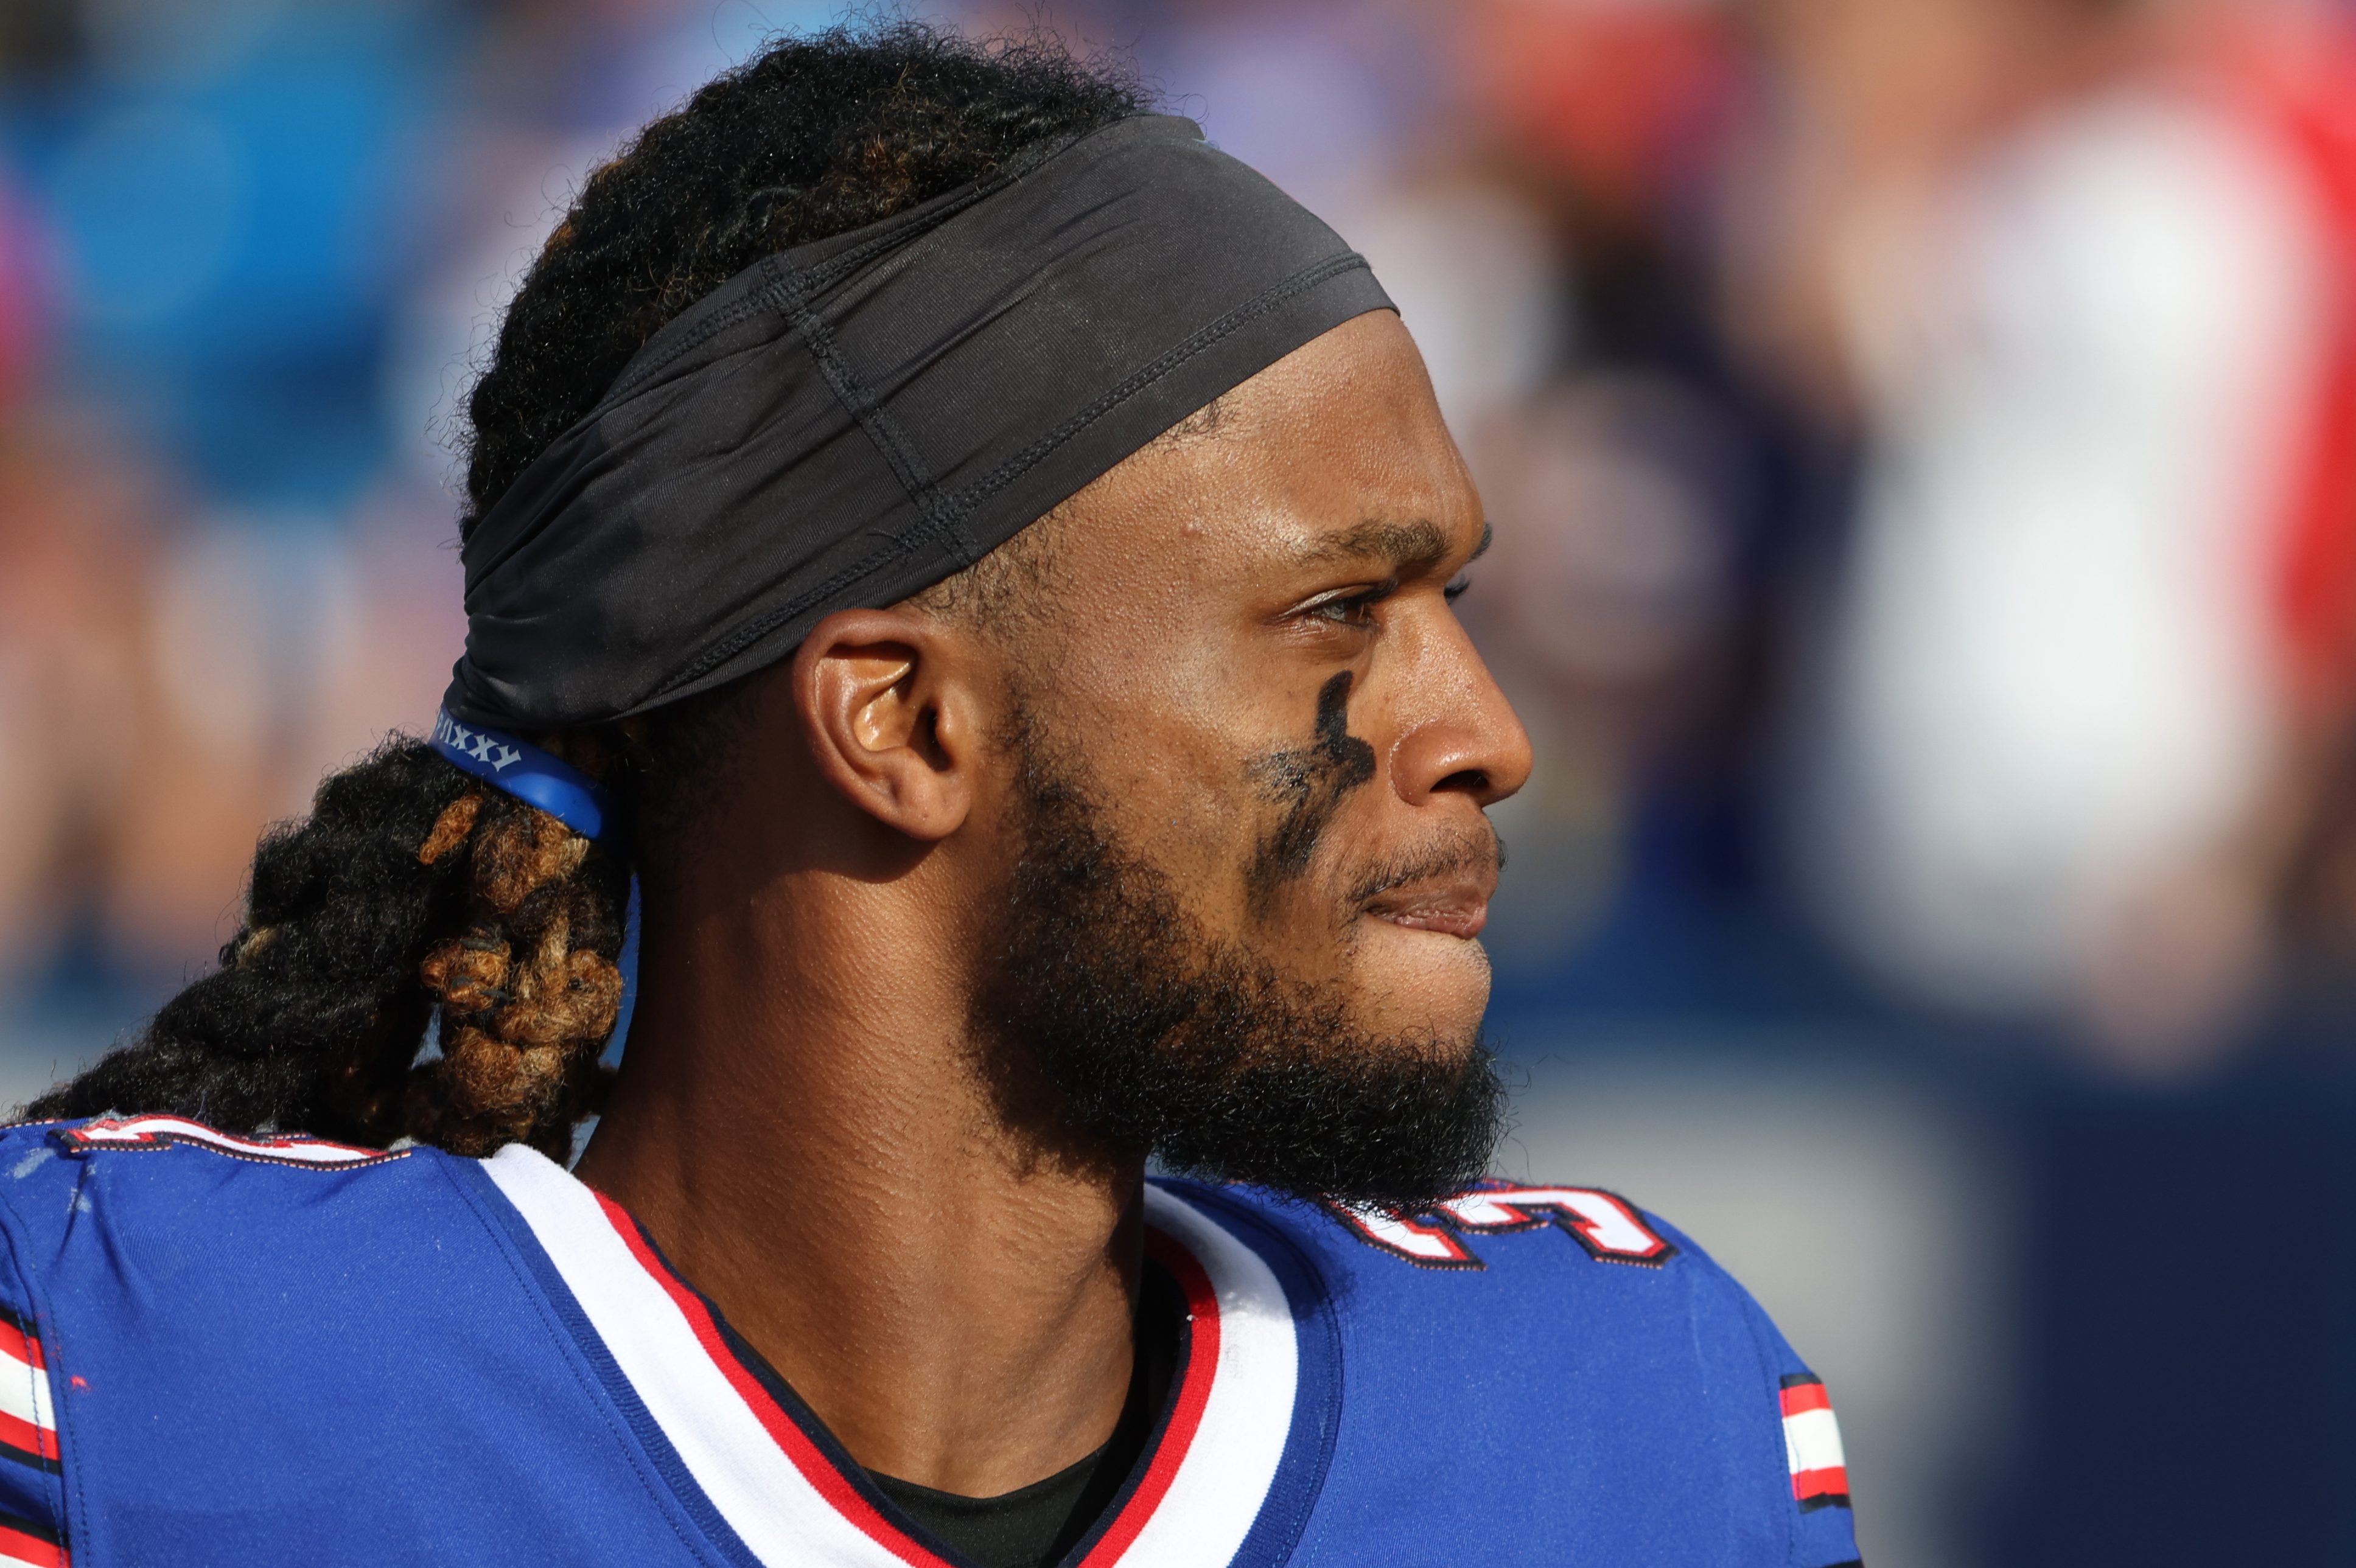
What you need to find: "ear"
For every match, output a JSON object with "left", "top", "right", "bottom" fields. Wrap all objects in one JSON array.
[{"left": 791, "top": 607, "right": 985, "bottom": 842}]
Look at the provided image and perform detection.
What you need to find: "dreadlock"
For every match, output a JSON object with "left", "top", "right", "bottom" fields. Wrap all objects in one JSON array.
[{"left": 28, "top": 23, "right": 1147, "bottom": 1157}]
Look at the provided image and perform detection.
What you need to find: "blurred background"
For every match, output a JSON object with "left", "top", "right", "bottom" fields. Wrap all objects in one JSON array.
[{"left": 5, "top": 0, "right": 2356, "bottom": 1560}]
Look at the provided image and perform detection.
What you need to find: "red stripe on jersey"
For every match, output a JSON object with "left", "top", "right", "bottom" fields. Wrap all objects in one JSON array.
[
  {"left": 1794, "top": 1466, "right": 1850, "bottom": 1501},
  {"left": 589, "top": 1191, "right": 946, "bottom": 1568},
  {"left": 0, "top": 1518, "right": 63, "bottom": 1566},
  {"left": 1074, "top": 1230, "right": 1222, "bottom": 1568},
  {"left": 0, "top": 1322, "right": 43, "bottom": 1376},
  {"left": 0, "top": 1410, "right": 56, "bottom": 1465},
  {"left": 1780, "top": 1381, "right": 1831, "bottom": 1418},
  {"left": 589, "top": 1187, "right": 1225, "bottom": 1568}
]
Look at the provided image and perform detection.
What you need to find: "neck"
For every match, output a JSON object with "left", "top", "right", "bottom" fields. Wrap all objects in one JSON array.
[{"left": 574, "top": 866, "right": 1144, "bottom": 1498}]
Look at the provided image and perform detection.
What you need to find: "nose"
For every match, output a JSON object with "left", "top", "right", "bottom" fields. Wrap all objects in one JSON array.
[{"left": 1387, "top": 615, "right": 1533, "bottom": 810}]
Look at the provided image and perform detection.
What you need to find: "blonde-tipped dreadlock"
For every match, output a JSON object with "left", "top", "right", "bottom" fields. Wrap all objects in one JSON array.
[
  {"left": 31, "top": 737, "right": 630, "bottom": 1160},
  {"left": 408, "top": 785, "right": 626, "bottom": 1159}
]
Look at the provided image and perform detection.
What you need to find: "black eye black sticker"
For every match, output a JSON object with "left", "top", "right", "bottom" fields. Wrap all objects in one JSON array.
[{"left": 1245, "top": 670, "right": 1376, "bottom": 915}]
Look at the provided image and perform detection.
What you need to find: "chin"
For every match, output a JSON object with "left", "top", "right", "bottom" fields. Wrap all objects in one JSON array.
[{"left": 1348, "top": 920, "right": 1492, "bottom": 1044}]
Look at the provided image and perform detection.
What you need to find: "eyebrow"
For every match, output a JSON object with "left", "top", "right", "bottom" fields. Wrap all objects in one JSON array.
[{"left": 1295, "top": 517, "right": 1489, "bottom": 574}]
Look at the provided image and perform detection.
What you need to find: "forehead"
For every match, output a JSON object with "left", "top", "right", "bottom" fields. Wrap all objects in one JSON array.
[{"left": 1070, "top": 311, "right": 1480, "bottom": 578}]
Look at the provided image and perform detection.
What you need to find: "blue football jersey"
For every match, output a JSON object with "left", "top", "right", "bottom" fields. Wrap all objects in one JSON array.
[{"left": 0, "top": 1115, "right": 1861, "bottom": 1567}]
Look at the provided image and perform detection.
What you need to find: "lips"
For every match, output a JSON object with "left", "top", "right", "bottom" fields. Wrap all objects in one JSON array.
[
  {"left": 1348, "top": 829, "right": 1501, "bottom": 940},
  {"left": 1363, "top": 875, "right": 1492, "bottom": 939}
]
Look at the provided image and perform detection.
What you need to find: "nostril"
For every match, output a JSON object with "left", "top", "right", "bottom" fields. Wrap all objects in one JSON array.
[{"left": 1436, "top": 768, "right": 1490, "bottom": 796}]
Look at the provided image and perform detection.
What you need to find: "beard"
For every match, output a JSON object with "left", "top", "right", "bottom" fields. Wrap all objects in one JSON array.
[{"left": 967, "top": 730, "right": 1505, "bottom": 1209}]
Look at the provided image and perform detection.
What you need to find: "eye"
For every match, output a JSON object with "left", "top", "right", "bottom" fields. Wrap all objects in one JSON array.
[
  {"left": 1444, "top": 574, "right": 1472, "bottom": 604},
  {"left": 1299, "top": 581, "right": 1394, "bottom": 627}
]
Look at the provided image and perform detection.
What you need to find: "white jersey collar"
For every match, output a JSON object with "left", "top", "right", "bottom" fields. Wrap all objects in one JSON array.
[{"left": 480, "top": 1146, "right": 1315, "bottom": 1568}]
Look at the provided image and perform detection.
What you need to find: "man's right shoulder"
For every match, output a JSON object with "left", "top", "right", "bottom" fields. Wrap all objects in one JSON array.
[
  {"left": 0, "top": 1120, "right": 758, "bottom": 1559},
  {"left": 0, "top": 1115, "right": 496, "bottom": 1286},
  {"left": 0, "top": 1118, "right": 543, "bottom": 1561},
  {"left": 0, "top": 1112, "right": 436, "bottom": 1218}
]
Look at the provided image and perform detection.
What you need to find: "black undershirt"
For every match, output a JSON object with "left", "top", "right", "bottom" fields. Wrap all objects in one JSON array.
[{"left": 865, "top": 1269, "right": 1184, "bottom": 1568}]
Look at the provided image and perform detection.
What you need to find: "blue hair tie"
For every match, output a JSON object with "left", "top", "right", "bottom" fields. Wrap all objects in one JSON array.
[{"left": 430, "top": 709, "right": 614, "bottom": 843}]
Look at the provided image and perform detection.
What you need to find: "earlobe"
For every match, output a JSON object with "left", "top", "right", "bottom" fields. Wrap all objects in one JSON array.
[{"left": 793, "top": 609, "right": 977, "bottom": 842}]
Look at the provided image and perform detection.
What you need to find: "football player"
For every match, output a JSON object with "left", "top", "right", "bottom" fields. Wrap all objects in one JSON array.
[{"left": 5, "top": 25, "right": 1860, "bottom": 1568}]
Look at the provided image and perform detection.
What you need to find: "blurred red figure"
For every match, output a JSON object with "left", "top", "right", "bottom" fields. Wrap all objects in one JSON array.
[
  {"left": 1464, "top": 0, "right": 1739, "bottom": 225},
  {"left": 2207, "top": 5, "right": 2356, "bottom": 935},
  {"left": 1732, "top": 0, "right": 2356, "bottom": 1067}
]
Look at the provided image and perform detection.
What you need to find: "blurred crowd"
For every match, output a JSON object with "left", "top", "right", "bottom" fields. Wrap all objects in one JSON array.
[
  {"left": 1111, "top": 0, "right": 2356, "bottom": 1074},
  {"left": 7, "top": 0, "right": 2356, "bottom": 1075},
  {"left": 9, "top": 2, "right": 2356, "bottom": 1562}
]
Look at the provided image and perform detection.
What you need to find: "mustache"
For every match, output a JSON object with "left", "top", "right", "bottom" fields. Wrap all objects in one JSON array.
[{"left": 1346, "top": 824, "right": 1506, "bottom": 907}]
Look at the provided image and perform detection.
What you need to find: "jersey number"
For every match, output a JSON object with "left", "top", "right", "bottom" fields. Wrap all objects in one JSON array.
[{"left": 1330, "top": 1183, "right": 1676, "bottom": 1270}]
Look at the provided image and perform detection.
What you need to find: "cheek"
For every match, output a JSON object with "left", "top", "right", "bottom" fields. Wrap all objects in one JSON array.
[
  {"left": 1041, "top": 678, "right": 1268, "bottom": 880},
  {"left": 1037, "top": 635, "right": 1379, "bottom": 940}
]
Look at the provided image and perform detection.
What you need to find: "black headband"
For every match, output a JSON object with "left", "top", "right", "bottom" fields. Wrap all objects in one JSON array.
[{"left": 444, "top": 113, "right": 1395, "bottom": 731}]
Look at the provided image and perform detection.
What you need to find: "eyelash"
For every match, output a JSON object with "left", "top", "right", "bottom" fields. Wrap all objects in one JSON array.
[
  {"left": 1306, "top": 584, "right": 1392, "bottom": 627},
  {"left": 1302, "top": 574, "right": 1474, "bottom": 627}
]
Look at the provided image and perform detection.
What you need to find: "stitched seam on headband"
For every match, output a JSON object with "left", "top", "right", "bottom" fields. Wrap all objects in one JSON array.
[
  {"left": 589, "top": 253, "right": 793, "bottom": 415},
  {"left": 587, "top": 207, "right": 937, "bottom": 418},
  {"left": 772, "top": 262, "right": 979, "bottom": 567},
  {"left": 463, "top": 139, "right": 1102, "bottom": 595},
  {"left": 596, "top": 205, "right": 951, "bottom": 413},
  {"left": 586, "top": 133, "right": 1089, "bottom": 418},
  {"left": 599, "top": 197, "right": 965, "bottom": 409},
  {"left": 945, "top": 250, "right": 1372, "bottom": 515},
  {"left": 641, "top": 251, "right": 1378, "bottom": 707}
]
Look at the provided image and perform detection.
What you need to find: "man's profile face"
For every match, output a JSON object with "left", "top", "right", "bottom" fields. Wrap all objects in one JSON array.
[{"left": 964, "top": 310, "right": 1533, "bottom": 1200}]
